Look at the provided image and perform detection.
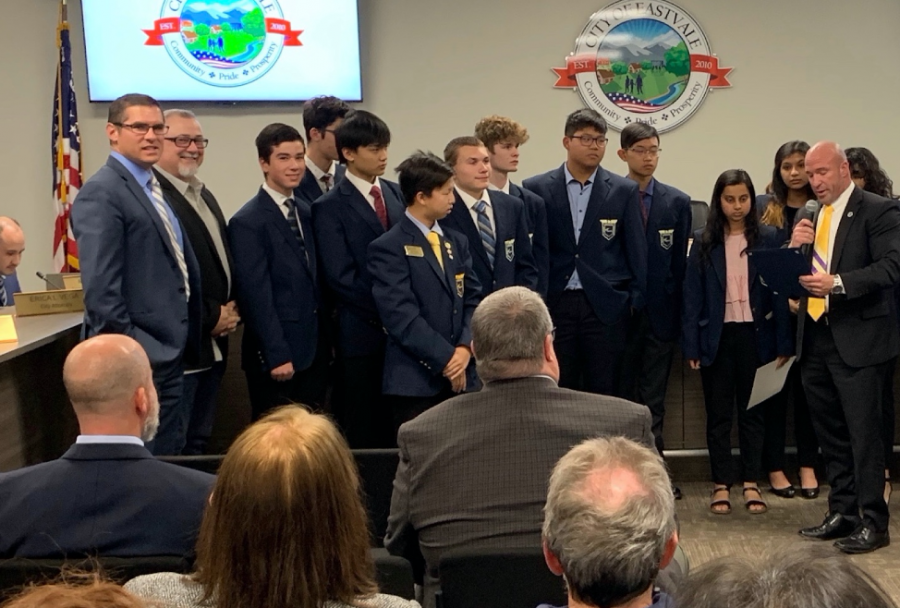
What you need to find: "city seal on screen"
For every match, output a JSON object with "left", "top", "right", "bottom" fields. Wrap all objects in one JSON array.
[
  {"left": 143, "top": 0, "right": 304, "bottom": 88},
  {"left": 550, "top": 0, "right": 733, "bottom": 133}
]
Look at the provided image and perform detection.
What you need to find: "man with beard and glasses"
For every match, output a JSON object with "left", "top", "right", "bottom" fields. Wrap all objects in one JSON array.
[
  {"left": 0, "top": 335, "right": 215, "bottom": 559},
  {"left": 154, "top": 109, "right": 238, "bottom": 455}
]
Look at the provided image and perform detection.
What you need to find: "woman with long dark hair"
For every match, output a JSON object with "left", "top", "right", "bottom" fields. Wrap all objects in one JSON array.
[
  {"left": 758, "top": 141, "right": 820, "bottom": 501},
  {"left": 846, "top": 146, "right": 896, "bottom": 504},
  {"left": 683, "top": 169, "right": 793, "bottom": 514}
]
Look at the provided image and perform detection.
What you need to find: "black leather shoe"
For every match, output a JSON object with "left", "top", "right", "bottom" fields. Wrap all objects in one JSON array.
[
  {"left": 835, "top": 526, "right": 890, "bottom": 554},
  {"left": 672, "top": 485, "right": 682, "bottom": 500},
  {"left": 770, "top": 484, "right": 796, "bottom": 499},
  {"left": 798, "top": 513, "right": 859, "bottom": 540},
  {"left": 800, "top": 486, "right": 820, "bottom": 499}
]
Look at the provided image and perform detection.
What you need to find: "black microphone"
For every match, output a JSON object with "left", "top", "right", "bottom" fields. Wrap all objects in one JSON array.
[
  {"left": 793, "top": 200, "right": 819, "bottom": 255},
  {"left": 36, "top": 271, "right": 66, "bottom": 291}
]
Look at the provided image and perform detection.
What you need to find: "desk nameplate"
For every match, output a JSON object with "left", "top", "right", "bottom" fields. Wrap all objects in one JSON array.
[{"left": 14, "top": 289, "right": 85, "bottom": 317}]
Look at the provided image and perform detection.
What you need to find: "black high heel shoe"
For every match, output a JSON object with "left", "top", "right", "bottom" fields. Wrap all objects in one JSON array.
[
  {"left": 800, "top": 486, "right": 820, "bottom": 499},
  {"left": 769, "top": 484, "right": 796, "bottom": 499}
]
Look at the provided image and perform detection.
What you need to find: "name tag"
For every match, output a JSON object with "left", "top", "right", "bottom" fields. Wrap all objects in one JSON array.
[
  {"left": 404, "top": 245, "right": 424, "bottom": 257},
  {"left": 14, "top": 289, "right": 85, "bottom": 317}
]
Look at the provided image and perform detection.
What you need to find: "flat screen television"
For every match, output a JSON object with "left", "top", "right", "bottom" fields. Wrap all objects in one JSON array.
[{"left": 81, "top": 0, "right": 362, "bottom": 102}]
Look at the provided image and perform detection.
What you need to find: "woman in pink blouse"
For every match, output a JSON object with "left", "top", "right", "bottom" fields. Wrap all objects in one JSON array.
[{"left": 682, "top": 169, "right": 793, "bottom": 515}]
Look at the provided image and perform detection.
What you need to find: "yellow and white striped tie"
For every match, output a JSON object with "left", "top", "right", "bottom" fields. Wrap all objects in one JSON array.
[
  {"left": 807, "top": 205, "right": 833, "bottom": 321},
  {"left": 150, "top": 178, "right": 190, "bottom": 299}
]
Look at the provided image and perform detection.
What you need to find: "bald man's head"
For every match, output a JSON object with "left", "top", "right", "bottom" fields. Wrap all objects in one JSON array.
[
  {"left": 806, "top": 141, "right": 852, "bottom": 206},
  {"left": 0, "top": 217, "right": 24, "bottom": 276},
  {"left": 63, "top": 335, "right": 160, "bottom": 441}
]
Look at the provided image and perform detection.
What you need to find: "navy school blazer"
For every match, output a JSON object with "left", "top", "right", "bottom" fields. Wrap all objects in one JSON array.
[
  {"left": 228, "top": 187, "right": 322, "bottom": 373},
  {"left": 311, "top": 178, "right": 405, "bottom": 358},
  {"left": 522, "top": 164, "right": 647, "bottom": 324},
  {"left": 367, "top": 216, "right": 482, "bottom": 397},
  {"left": 293, "top": 163, "right": 347, "bottom": 205},
  {"left": 644, "top": 180, "right": 692, "bottom": 342},
  {"left": 440, "top": 189, "right": 538, "bottom": 296},
  {"left": 509, "top": 182, "right": 550, "bottom": 297},
  {"left": 682, "top": 224, "right": 793, "bottom": 367}
]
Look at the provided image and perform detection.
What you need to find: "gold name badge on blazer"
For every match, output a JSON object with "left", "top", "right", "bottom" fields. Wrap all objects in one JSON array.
[
  {"left": 13, "top": 289, "right": 85, "bottom": 317},
  {"left": 455, "top": 273, "right": 465, "bottom": 298},
  {"left": 404, "top": 245, "right": 424, "bottom": 257}
]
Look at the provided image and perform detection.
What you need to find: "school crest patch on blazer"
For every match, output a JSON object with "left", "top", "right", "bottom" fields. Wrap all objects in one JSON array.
[
  {"left": 505, "top": 238, "right": 515, "bottom": 262},
  {"left": 455, "top": 273, "right": 465, "bottom": 297},
  {"left": 600, "top": 219, "right": 618, "bottom": 240},
  {"left": 659, "top": 229, "right": 674, "bottom": 250}
]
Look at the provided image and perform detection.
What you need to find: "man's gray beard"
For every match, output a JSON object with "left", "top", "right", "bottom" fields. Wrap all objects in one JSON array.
[{"left": 178, "top": 162, "right": 199, "bottom": 179}]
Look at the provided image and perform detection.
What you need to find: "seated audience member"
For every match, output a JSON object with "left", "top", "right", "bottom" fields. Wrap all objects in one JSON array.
[
  {"left": 0, "top": 216, "right": 24, "bottom": 303},
  {"left": 125, "top": 406, "right": 420, "bottom": 608},
  {"left": 539, "top": 437, "right": 680, "bottom": 608},
  {"left": 2, "top": 575, "right": 147, "bottom": 608},
  {"left": 0, "top": 335, "right": 214, "bottom": 559},
  {"left": 367, "top": 152, "right": 482, "bottom": 429},
  {"left": 677, "top": 544, "right": 896, "bottom": 608},
  {"left": 384, "top": 286, "right": 655, "bottom": 608},
  {"left": 846, "top": 145, "right": 897, "bottom": 505}
]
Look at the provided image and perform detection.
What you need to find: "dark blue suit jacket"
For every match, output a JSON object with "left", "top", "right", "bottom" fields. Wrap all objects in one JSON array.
[
  {"left": 509, "top": 182, "right": 549, "bottom": 297},
  {"left": 293, "top": 163, "right": 346, "bottom": 204},
  {"left": 440, "top": 190, "right": 538, "bottom": 296},
  {"left": 228, "top": 188, "right": 321, "bottom": 373},
  {"left": 367, "top": 216, "right": 482, "bottom": 397},
  {"left": 311, "top": 178, "right": 405, "bottom": 358},
  {"left": 523, "top": 164, "right": 647, "bottom": 324},
  {"left": 0, "top": 443, "right": 214, "bottom": 558},
  {"left": 71, "top": 156, "right": 202, "bottom": 369},
  {"left": 682, "top": 225, "right": 793, "bottom": 367},
  {"left": 3, "top": 272, "right": 20, "bottom": 298},
  {"left": 644, "top": 181, "right": 692, "bottom": 342}
]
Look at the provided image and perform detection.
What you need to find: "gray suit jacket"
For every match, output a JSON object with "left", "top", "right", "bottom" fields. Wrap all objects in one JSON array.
[{"left": 384, "top": 376, "right": 653, "bottom": 607}]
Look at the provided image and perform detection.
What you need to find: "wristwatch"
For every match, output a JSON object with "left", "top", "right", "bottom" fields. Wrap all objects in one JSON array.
[{"left": 831, "top": 275, "right": 845, "bottom": 295}]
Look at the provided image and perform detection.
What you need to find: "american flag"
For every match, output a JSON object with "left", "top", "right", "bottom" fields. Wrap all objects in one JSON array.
[
  {"left": 52, "top": 0, "right": 82, "bottom": 272},
  {"left": 607, "top": 92, "right": 659, "bottom": 114}
]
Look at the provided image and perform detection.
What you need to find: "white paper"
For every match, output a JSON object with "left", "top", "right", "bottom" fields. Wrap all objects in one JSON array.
[{"left": 748, "top": 357, "right": 796, "bottom": 409}]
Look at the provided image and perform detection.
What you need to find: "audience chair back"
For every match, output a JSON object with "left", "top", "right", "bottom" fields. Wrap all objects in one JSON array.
[
  {"left": 157, "top": 455, "right": 224, "bottom": 474},
  {"left": 371, "top": 548, "right": 415, "bottom": 600},
  {"left": 437, "top": 547, "right": 566, "bottom": 608},
  {"left": 690, "top": 200, "right": 709, "bottom": 232},
  {"left": 0, "top": 555, "right": 192, "bottom": 601}
]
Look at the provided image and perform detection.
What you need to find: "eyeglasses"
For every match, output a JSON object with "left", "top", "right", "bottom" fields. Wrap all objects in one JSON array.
[
  {"left": 113, "top": 122, "right": 168, "bottom": 136},
  {"left": 323, "top": 128, "right": 337, "bottom": 135},
  {"left": 570, "top": 135, "right": 608, "bottom": 147},
  {"left": 164, "top": 135, "right": 210, "bottom": 149},
  {"left": 629, "top": 147, "right": 661, "bottom": 157}
]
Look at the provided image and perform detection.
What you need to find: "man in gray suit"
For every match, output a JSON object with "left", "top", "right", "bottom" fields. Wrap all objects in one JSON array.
[
  {"left": 72, "top": 93, "right": 202, "bottom": 455},
  {"left": 384, "top": 286, "right": 654, "bottom": 607}
]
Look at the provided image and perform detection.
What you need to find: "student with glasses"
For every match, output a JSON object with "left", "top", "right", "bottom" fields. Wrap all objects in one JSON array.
[
  {"left": 615, "top": 122, "right": 691, "bottom": 500},
  {"left": 72, "top": 93, "right": 203, "bottom": 456},
  {"left": 523, "top": 109, "right": 647, "bottom": 396}
]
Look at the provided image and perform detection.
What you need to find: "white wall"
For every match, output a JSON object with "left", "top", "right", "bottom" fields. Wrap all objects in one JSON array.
[{"left": 4, "top": 0, "right": 900, "bottom": 291}]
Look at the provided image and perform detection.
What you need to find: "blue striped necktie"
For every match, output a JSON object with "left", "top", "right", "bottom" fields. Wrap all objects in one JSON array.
[
  {"left": 0, "top": 276, "right": 6, "bottom": 307},
  {"left": 475, "top": 199, "right": 496, "bottom": 268},
  {"left": 285, "top": 199, "right": 309, "bottom": 265}
]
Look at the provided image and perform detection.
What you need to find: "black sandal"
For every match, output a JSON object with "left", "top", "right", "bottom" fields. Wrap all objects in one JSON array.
[
  {"left": 743, "top": 486, "right": 768, "bottom": 514},
  {"left": 709, "top": 485, "right": 731, "bottom": 515}
]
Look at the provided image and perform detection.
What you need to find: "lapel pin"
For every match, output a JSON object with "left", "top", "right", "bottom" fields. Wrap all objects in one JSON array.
[{"left": 847, "top": 212, "right": 854, "bottom": 217}]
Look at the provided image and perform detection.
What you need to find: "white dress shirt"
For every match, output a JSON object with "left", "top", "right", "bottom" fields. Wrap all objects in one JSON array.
[
  {"left": 76, "top": 434, "right": 145, "bottom": 446},
  {"left": 488, "top": 178, "right": 511, "bottom": 195},
  {"left": 305, "top": 157, "right": 337, "bottom": 193},
  {"left": 816, "top": 182, "right": 854, "bottom": 311},
  {"left": 344, "top": 170, "right": 382, "bottom": 213},
  {"left": 455, "top": 186, "right": 496, "bottom": 231}
]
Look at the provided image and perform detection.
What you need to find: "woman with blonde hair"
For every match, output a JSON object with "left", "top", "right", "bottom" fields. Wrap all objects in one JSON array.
[{"left": 125, "top": 406, "right": 419, "bottom": 608}]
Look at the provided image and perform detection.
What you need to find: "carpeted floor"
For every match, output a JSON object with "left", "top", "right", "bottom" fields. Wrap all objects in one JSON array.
[{"left": 676, "top": 481, "right": 900, "bottom": 602}]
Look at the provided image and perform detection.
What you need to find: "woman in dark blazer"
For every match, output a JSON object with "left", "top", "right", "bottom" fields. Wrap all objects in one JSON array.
[
  {"left": 683, "top": 169, "right": 793, "bottom": 515},
  {"left": 756, "top": 141, "right": 821, "bottom": 501}
]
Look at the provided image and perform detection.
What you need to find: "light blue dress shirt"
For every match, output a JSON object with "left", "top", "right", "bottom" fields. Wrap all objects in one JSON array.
[
  {"left": 565, "top": 165, "right": 599, "bottom": 290},
  {"left": 405, "top": 210, "right": 445, "bottom": 237},
  {"left": 110, "top": 151, "right": 185, "bottom": 251}
]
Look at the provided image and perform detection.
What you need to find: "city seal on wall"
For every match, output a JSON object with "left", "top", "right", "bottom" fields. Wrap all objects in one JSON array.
[
  {"left": 143, "top": 0, "right": 303, "bottom": 88},
  {"left": 551, "top": 0, "right": 732, "bottom": 133}
]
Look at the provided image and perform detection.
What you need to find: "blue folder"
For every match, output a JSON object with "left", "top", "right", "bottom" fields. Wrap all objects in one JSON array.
[{"left": 747, "top": 248, "right": 811, "bottom": 299}]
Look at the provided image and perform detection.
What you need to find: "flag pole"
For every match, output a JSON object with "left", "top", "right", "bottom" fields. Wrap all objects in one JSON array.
[{"left": 56, "top": 0, "right": 67, "bottom": 214}]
